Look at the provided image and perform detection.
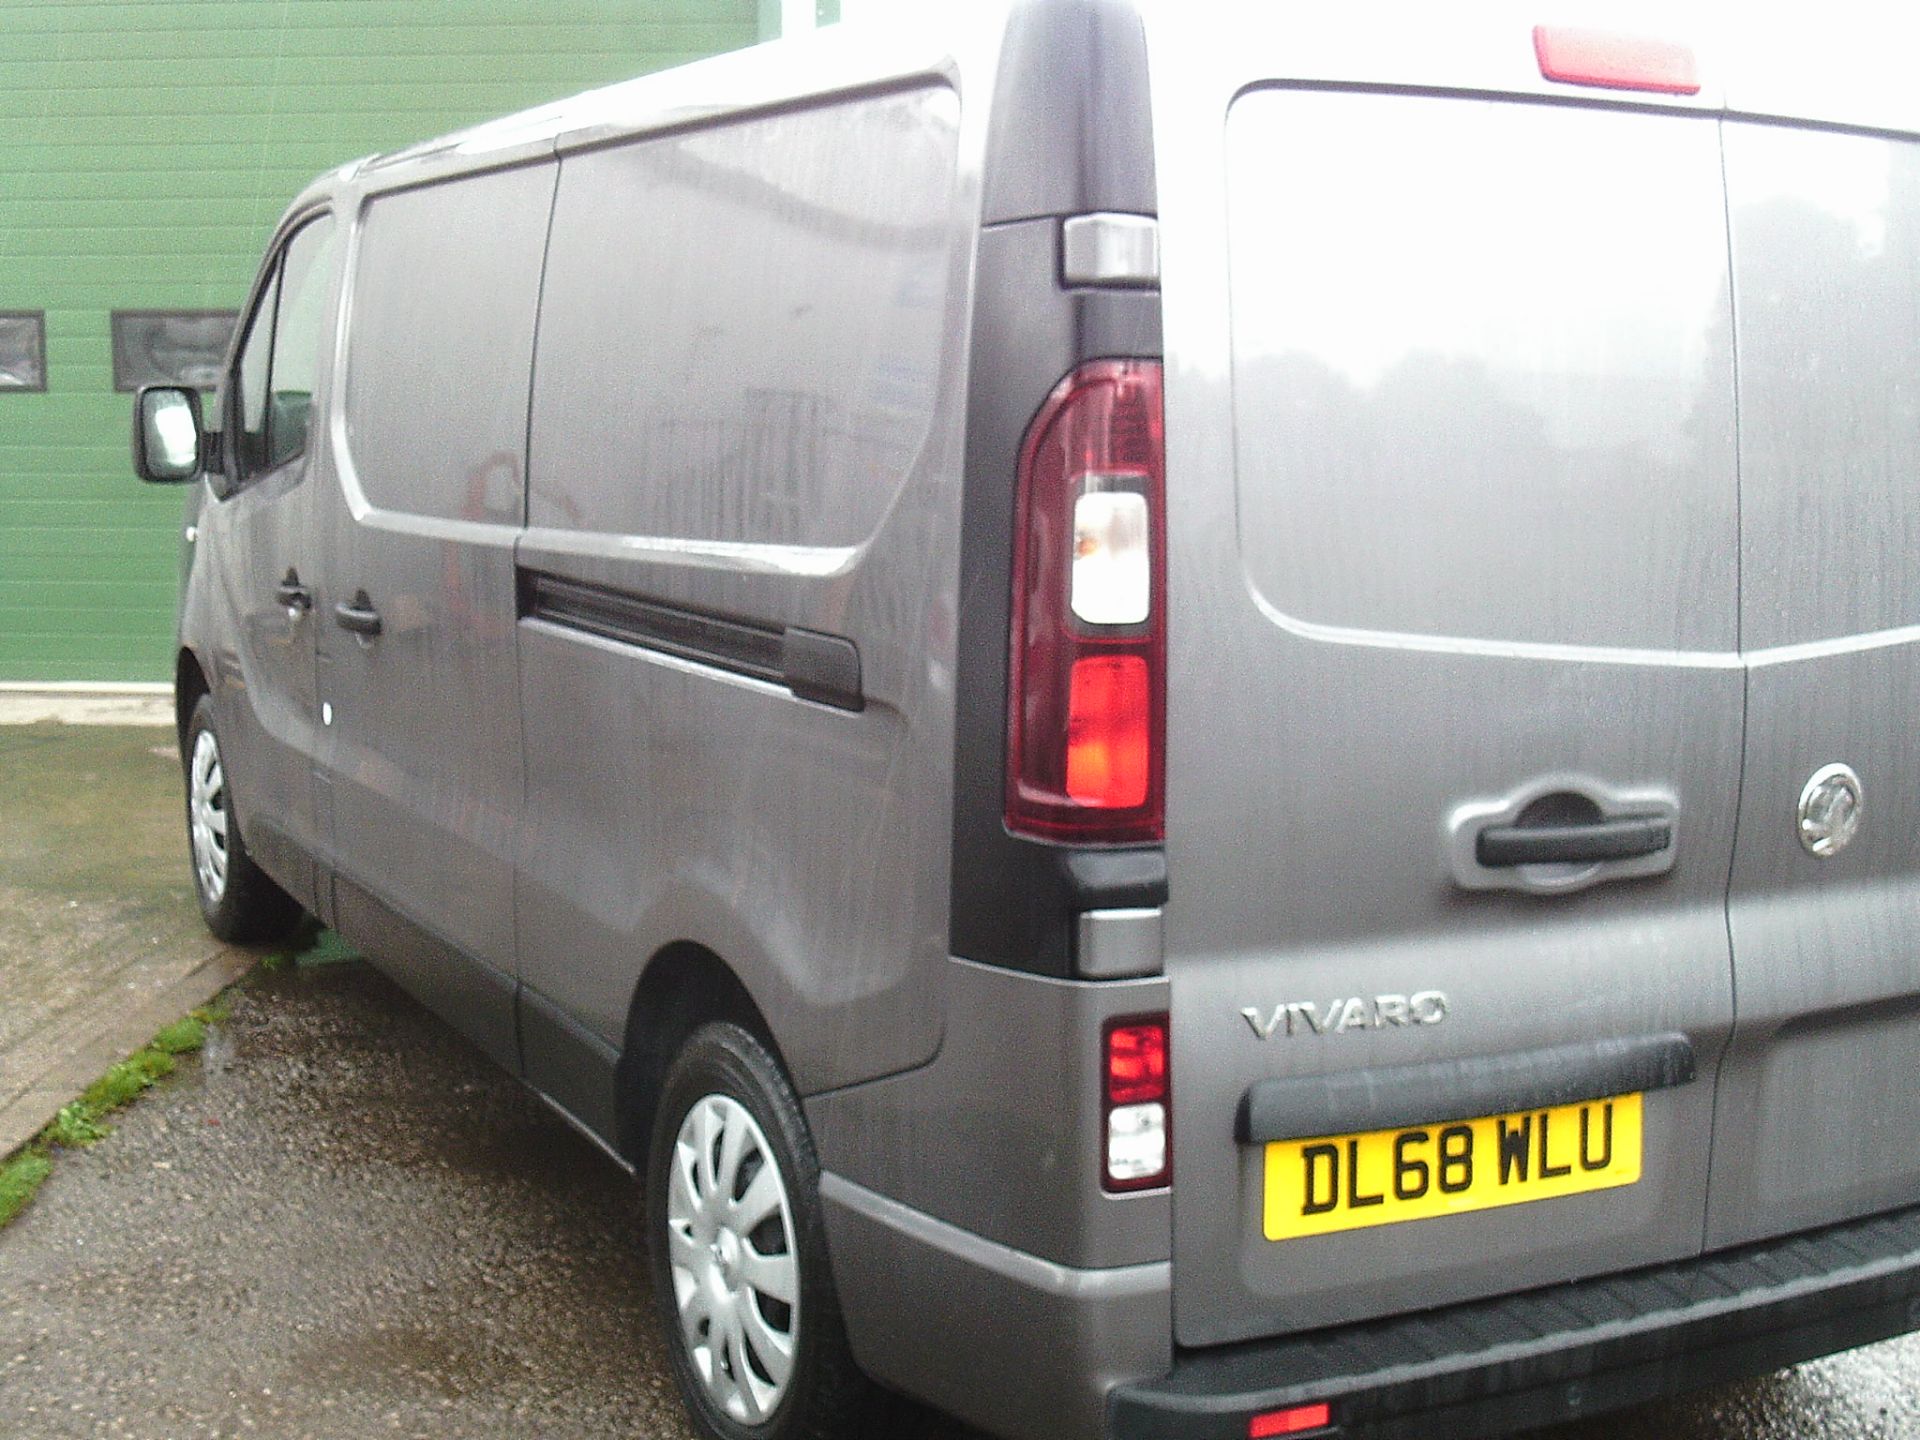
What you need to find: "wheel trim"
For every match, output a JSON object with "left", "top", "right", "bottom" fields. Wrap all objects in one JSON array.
[
  {"left": 667, "top": 1093, "right": 800, "bottom": 1426},
  {"left": 188, "top": 728, "right": 230, "bottom": 904}
]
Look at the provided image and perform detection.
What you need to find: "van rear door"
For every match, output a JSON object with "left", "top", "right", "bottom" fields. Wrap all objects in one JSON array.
[
  {"left": 1154, "top": 29, "right": 1743, "bottom": 1345},
  {"left": 1709, "top": 119, "right": 1920, "bottom": 1248}
]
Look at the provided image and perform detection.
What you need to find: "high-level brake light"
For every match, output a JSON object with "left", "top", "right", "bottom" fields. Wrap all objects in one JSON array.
[
  {"left": 1007, "top": 360, "right": 1165, "bottom": 844},
  {"left": 1533, "top": 25, "right": 1700, "bottom": 95}
]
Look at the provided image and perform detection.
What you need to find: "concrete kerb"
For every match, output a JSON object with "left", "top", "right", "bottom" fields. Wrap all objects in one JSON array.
[
  {"left": 0, "top": 704, "right": 244, "bottom": 1164},
  {"left": 0, "top": 683, "right": 173, "bottom": 727},
  {"left": 0, "top": 946, "right": 256, "bottom": 1162}
]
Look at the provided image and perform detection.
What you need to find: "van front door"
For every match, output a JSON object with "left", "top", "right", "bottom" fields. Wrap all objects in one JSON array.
[
  {"left": 1711, "top": 121, "right": 1920, "bottom": 1246},
  {"left": 197, "top": 213, "right": 339, "bottom": 914}
]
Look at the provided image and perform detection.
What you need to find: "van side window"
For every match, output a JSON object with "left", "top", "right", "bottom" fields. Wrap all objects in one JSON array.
[
  {"left": 266, "top": 218, "right": 337, "bottom": 471},
  {"left": 229, "top": 267, "right": 280, "bottom": 477},
  {"left": 342, "top": 166, "right": 551, "bottom": 524},
  {"left": 529, "top": 87, "right": 959, "bottom": 548},
  {"left": 227, "top": 214, "right": 337, "bottom": 487}
]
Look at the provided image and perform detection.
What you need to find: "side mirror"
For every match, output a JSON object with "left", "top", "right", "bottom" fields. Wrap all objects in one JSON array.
[{"left": 132, "top": 385, "right": 204, "bottom": 484}]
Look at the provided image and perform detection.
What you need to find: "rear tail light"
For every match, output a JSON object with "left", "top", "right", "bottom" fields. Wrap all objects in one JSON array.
[
  {"left": 1007, "top": 360, "right": 1165, "bottom": 844},
  {"left": 1104, "top": 1015, "right": 1169, "bottom": 1191}
]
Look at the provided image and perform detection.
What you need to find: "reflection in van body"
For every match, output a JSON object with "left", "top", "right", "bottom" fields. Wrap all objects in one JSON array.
[{"left": 131, "top": 5, "right": 1920, "bottom": 1438}]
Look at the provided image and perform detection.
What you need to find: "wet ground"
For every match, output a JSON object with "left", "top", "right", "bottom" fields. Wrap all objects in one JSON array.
[
  {"left": 0, "top": 723, "right": 1916, "bottom": 1438},
  {"left": 0, "top": 950, "right": 1915, "bottom": 1439},
  {"left": 0, "top": 724, "right": 247, "bottom": 1158},
  {"left": 0, "top": 724, "right": 212, "bottom": 1058},
  {"left": 0, "top": 955, "right": 696, "bottom": 1440}
]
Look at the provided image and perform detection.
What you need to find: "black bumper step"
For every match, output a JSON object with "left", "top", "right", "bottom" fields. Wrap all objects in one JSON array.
[{"left": 1111, "top": 1203, "right": 1920, "bottom": 1439}]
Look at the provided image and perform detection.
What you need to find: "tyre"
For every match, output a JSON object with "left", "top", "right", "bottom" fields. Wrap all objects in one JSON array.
[
  {"left": 183, "top": 693, "right": 304, "bottom": 944},
  {"left": 646, "top": 1022, "right": 874, "bottom": 1440}
]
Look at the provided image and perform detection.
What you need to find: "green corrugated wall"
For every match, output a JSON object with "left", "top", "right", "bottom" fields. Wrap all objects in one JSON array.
[{"left": 0, "top": 0, "right": 760, "bottom": 682}]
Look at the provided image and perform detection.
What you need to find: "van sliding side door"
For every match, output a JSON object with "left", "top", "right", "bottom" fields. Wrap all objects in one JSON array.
[{"left": 315, "top": 160, "right": 558, "bottom": 1075}]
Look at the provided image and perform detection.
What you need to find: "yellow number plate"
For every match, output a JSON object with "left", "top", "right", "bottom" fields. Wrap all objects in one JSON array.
[{"left": 1262, "top": 1093, "right": 1643, "bottom": 1241}]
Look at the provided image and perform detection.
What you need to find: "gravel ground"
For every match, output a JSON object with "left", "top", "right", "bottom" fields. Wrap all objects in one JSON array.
[
  {"left": 0, "top": 956, "right": 695, "bottom": 1440},
  {"left": 1, "top": 954, "right": 1917, "bottom": 1440}
]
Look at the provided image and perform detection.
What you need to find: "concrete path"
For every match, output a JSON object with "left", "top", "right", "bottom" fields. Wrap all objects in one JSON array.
[
  {"left": 0, "top": 683, "right": 171, "bottom": 727},
  {"left": 0, "top": 723, "right": 253, "bottom": 1158}
]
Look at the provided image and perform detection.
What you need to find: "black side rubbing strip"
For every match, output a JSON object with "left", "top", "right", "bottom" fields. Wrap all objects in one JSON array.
[
  {"left": 523, "top": 572, "right": 863, "bottom": 711},
  {"left": 1236, "top": 1033, "right": 1696, "bottom": 1146},
  {"left": 781, "top": 628, "right": 863, "bottom": 711}
]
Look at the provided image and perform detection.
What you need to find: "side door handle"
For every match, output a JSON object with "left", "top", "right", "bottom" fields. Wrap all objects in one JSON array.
[
  {"left": 333, "top": 590, "right": 383, "bottom": 638},
  {"left": 274, "top": 569, "right": 313, "bottom": 615},
  {"left": 1475, "top": 814, "right": 1673, "bottom": 868}
]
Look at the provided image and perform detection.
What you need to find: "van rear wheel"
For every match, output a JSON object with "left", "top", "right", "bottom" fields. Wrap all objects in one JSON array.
[
  {"left": 646, "top": 1022, "right": 873, "bottom": 1440},
  {"left": 184, "top": 694, "right": 304, "bottom": 945}
]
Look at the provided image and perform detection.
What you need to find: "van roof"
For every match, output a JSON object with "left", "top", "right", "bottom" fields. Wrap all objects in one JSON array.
[
  {"left": 277, "top": 1, "right": 1920, "bottom": 227},
  {"left": 354, "top": 10, "right": 967, "bottom": 178}
]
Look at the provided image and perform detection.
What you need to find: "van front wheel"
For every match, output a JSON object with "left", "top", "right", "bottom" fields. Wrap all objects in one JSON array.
[
  {"left": 646, "top": 1022, "right": 873, "bottom": 1440},
  {"left": 184, "top": 694, "right": 303, "bottom": 944}
]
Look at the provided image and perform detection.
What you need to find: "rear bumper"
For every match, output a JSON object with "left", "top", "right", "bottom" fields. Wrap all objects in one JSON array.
[
  {"left": 821, "top": 1173, "right": 1172, "bottom": 1440},
  {"left": 1111, "top": 1201, "right": 1920, "bottom": 1440}
]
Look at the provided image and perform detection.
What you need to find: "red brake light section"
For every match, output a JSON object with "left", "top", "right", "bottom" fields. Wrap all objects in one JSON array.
[
  {"left": 1533, "top": 25, "right": 1700, "bottom": 95},
  {"left": 1249, "top": 1403, "right": 1332, "bottom": 1438},
  {"left": 1067, "top": 654, "right": 1151, "bottom": 808},
  {"left": 1102, "top": 1014, "right": 1170, "bottom": 1192},
  {"left": 1106, "top": 1019, "right": 1168, "bottom": 1105},
  {"left": 1007, "top": 360, "right": 1165, "bottom": 844}
]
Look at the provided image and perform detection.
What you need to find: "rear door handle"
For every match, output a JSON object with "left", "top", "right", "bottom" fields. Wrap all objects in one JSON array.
[
  {"left": 334, "top": 591, "right": 383, "bottom": 637},
  {"left": 274, "top": 570, "right": 313, "bottom": 614},
  {"left": 1475, "top": 815, "right": 1672, "bottom": 868}
]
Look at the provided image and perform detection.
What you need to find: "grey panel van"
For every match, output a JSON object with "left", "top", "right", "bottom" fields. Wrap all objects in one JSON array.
[{"left": 132, "top": 4, "right": 1920, "bottom": 1438}]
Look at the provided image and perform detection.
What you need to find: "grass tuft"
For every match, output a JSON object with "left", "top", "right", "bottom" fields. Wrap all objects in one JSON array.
[
  {"left": 44, "top": 1101, "right": 108, "bottom": 1148},
  {"left": 0, "top": 1152, "right": 52, "bottom": 1227},
  {"left": 152, "top": 1015, "right": 206, "bottom": 1055},
  {"left": 0, "top": 983, "right": 248, "bottom": 1232},
  {"left": 79, "top": 1048, "right": 176, "bottom": 1115}
]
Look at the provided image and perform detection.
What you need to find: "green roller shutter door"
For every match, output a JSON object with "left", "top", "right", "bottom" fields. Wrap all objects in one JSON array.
[{"left": 0, "top": 0, "right": 757, "bottom": 682}]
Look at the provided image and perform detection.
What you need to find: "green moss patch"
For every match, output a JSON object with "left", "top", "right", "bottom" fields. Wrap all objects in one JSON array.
[
  {"left": 0, "top": 1152, "right": 52, "bottom": 1228},
  {"left": 152, "top": 1015, "right": 207, "bottom": 1056},
  {"left": 0, "top": 994, "right": 231, "bottom": 1232}
]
